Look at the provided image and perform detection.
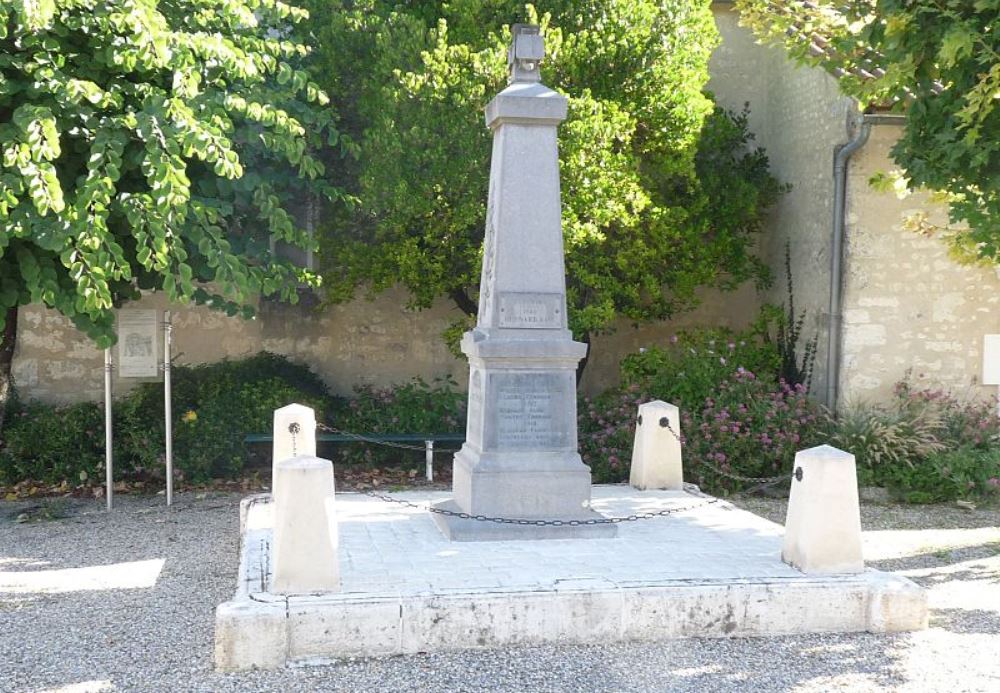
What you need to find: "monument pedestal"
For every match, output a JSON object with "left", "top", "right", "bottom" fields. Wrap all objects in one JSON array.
[{"left": 436, "top": 332, "right": 614, "bottom": 539}]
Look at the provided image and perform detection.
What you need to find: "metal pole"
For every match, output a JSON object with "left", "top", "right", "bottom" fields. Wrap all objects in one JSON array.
[
  {"left": 104, "top": 347, "right": 113, "bottom": 511},
  {"left": 164, "top": 311, "right": 173, "bottom": 507},
  {"left": 425, "top": 440, "right": 434, "bottom": 482}
]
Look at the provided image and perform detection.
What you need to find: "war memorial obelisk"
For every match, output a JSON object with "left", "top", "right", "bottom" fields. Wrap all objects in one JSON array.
[{"left": 433, "top": 25, "right": 615, "bottom": 540}]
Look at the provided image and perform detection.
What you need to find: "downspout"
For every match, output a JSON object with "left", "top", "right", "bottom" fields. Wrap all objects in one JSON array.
[{"left": 826, "top": 112, "right": 907, "bottom": 411}]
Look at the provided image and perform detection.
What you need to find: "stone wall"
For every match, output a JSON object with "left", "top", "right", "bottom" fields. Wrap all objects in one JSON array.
[
  {"left": 840, "top": 126, "right": 1000, "bottom": 403},
  {"left": 709, "top": 3, "right": 856, "bottom": 401}
]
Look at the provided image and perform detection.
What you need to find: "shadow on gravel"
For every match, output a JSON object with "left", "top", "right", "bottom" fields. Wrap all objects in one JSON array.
[
  {"left": 930, "top": 608, "right": 1000, "bottom": 635},
  {"left": 868, "top": 542, "right": 1000, "bottom": 577}
]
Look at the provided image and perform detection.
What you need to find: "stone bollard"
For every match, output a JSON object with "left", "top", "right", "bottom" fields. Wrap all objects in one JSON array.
[
  {"left": 272, "top": 455, "right": 339, "bottom": 593},
  {"left": 630, "top": 400, "right": 683, "bottom": 490},
  {"left": 782, "top": 445, "right": 864, "bottom": 574},
  {"left": 272, "top": 404, "right": 316, "bottom": 495}
]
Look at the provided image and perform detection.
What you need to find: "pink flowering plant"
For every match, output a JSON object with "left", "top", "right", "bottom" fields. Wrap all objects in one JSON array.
[
  {"left": 579, "top": 385, "right": 647, "bottom": 482},
  {"left": 682, "top": 369, "right": 828, "bottom": 494},
  {"left": 619, "top": 326, "right": 781, "bottom": 410},
  {"left": 866, "top": 380, "right": 1000, "bottom": 502}
]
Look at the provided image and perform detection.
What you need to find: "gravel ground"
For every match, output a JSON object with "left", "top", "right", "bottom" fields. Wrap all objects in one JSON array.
[{"left": 0, "top": 491, "right": 997, "bottom": 693}]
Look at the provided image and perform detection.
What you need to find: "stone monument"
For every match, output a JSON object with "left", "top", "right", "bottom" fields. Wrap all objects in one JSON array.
[{"left": 433, "top": 25, "right": 614, "bottom": 540}]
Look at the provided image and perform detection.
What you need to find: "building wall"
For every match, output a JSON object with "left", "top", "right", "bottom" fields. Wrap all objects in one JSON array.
[
  {"left": 840, "top": 126, "right": 1000, "bottom": 403},
  {"left": 709, "top": 3, "right": 856, "bottom": 401}
]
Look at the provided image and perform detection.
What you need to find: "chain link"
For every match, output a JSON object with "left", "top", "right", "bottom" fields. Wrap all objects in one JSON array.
[
  {"left": 361, "top": 488, "right": 720, "bottom": 526},
  {"left": 286, "top": 422, "right": 725, "bottom": 524},
  {"left": 655, "top": 417, "right": 790, "bottom": 486}
]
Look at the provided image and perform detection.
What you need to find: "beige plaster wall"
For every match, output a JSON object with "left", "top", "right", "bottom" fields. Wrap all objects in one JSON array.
[
  {"left": 13, "top": 288, "right": 469, "bottom": 404},
  {"left": 709, "top": 3, "right": 856, "bottom": 402},
  {"left": 13, "top": 279, "right": 758, "bottom": 404},
  {"left": 840, "top": 127, "right": 1000, "bottom": 403}
]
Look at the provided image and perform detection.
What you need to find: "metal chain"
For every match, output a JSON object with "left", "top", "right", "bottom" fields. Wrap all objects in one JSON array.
[
  {"left": 654, "top": 416, "right": 790, "bottom": 486},
  {"left": 361, "top": 489, "right": 720, "bottom": 526},
  {"left": 315, "top": 421, "right": 461, "bottom": 452}
]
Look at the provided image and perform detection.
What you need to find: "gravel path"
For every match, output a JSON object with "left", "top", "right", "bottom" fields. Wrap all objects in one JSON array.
[{"left": 1, "top": 491, "right": 997, "bottom": 693}]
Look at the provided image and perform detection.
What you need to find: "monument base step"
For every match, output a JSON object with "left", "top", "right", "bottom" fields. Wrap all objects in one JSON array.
[
  {"left": 430, "top": 499, "right": 618, "bottom": 540},
  {"left": 214, "top": 488, "right": 928, "bottom": 672}
]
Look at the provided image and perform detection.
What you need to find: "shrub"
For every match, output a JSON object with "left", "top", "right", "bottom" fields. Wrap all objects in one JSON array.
[
  {"left": 682, "top": 369, "right": 828, "bottom": 494},
  {"left": 0, "top": 402, "right": 105, "bottom": 486},
  {"left": 827, "top": 401, "right": 947, "bottom": 486},
  {"left": 883, "top": 446, "right": 1000, "bottom": 504},
  {"left": 579, "top": 385, "right": 644, "bottom": 484},
  {"left": 829, "top": 380, "right": 1000, "bottom": 489},
  {"left": 329, "top": 377, "right": 466, "bottom": 468},
  {"left": 2, "top": 352, "right": 333, "bottom": 487},
  {"left": 620, "top": 325, "right": 781, "bottom": 410},
  {"left": 118, "top": 353, "right": 333, "bottom": 483}
]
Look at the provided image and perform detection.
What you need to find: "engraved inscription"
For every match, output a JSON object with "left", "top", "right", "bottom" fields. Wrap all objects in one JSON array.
[
  {"left": 487, "top": 372, "right": 570, "bottom": 449},
  {"left": 498, "top": 292, "right": 562, "bottom": 328}
]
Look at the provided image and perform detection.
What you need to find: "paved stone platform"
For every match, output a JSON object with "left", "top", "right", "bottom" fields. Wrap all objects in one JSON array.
[{"left": 214, "top": 487, "right": 928, "bottom": 671}]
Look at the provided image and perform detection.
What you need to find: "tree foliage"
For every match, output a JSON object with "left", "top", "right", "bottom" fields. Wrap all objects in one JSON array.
[
  {"left": 305, "top": 1, "right": 783, "bottom": 344},
  {"left": 735, "top": 0, "right": 1000, "bottom": 261},
  {"left": 0, "top": 0, "right": 337, "bottom": 347}
]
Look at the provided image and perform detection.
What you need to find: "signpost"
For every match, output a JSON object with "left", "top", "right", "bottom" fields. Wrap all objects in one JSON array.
[
  {"left": 104, "top": 347, "right": 113, "bottom": 511},
  {"left": 104, "top": 309, "right": 175, "bottom": 509}
]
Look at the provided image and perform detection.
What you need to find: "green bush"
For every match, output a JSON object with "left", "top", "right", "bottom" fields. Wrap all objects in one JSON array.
[
  {"left": 883, "top": 446, "right": 1000, "bottom": 504},
  {"left": 682, "top": 370, "right": 829, "bottom": 494},
  {"left": 620, "top": 323, "right": 781, "bottom": 410},
  {"left": 579, "top": 386, "right": 644, "bottom": 483},
  {"left": 2, "top": 352, "right": 333, "bottom": 486},
  {"left": 330, "top": 377, "right": 466, "bottom": 467},
  {"left": 827, "top": 401, "right": 947, "bottom": 486},
  {"left": 0, "top": 402, "right": 105, "bottom": 485},
  {"left": 118, "top": 352, "right": 333, "bottom": 482},
  {"left": 830, "top": 380, "right": 1000, "bottom": 490}
]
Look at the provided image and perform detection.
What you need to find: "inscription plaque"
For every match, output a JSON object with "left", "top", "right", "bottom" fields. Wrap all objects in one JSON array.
[
  {"left": 486, "top": 372, "right": 570, "bottom": 449},
  {"left": 118, "top": 309, "right": 158, "bottom": 378},
  {"left": 498, "top": 292, "right": 562, "bottom": 329}
]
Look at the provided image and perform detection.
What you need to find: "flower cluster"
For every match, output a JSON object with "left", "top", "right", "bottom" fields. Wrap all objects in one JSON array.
[{"left": 681, "top": 369, "right": 827, "bottom": 494}]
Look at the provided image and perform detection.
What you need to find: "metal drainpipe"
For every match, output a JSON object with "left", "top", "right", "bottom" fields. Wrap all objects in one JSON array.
[{"left": 826, "top": 112, "right": 907, "bottom": 411}]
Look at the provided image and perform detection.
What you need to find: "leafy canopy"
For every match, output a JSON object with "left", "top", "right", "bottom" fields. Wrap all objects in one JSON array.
[
  {"left": 0, "top": 0, "right": 336, "bottom": 346},
  {"left": 305, "top": 1, "right": 783, "bottom": 341},
  {"left": 735, "top": 0, "right": 1000, "bottom": 262}
]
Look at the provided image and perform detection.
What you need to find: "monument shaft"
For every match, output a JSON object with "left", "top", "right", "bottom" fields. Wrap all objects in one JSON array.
[{"left": 436, "top": 25, "right": 612, "bottom": 538}]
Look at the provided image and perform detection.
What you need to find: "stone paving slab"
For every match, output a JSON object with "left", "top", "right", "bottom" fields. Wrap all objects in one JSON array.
[{"left": 215, "top": 486, "right": 928, "bottom": 671}]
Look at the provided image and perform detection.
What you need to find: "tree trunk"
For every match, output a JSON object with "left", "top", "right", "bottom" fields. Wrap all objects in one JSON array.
[
  {"left": 576, "top": 331, "right": 591, "bottom": 386},
  {"left": 0, "top": 306, "right": 18, "bottom": 444},
  {"left": 449, "top": 289, "right": 478, "bottom": 316}
]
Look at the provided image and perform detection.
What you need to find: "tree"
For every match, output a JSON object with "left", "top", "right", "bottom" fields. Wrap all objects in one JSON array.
[
  {"left": 304, "top": 0, "right": 784, "bottom": 372},
  {"left": 735, "top": 0, "right": 1000, "bottom": 262},
  {"left": 0, "top": 0, "right": 337, "bottom": 434}
]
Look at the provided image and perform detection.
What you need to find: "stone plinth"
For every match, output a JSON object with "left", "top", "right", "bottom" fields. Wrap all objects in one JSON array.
[
  {"left": 214, "top": 488, "right": 928, "bottom": 671},
  {"left": 436, "top": 25, "right": 611, "bottom": 539},
  {"left": 271, "top": 455, "right": 339, "bottom": 594},
  {"left": 782, "top": 445, "right": 865, "bottom": 574},
  {"left": 630, "top": 400, "right": 683, "bottom": 491}
]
